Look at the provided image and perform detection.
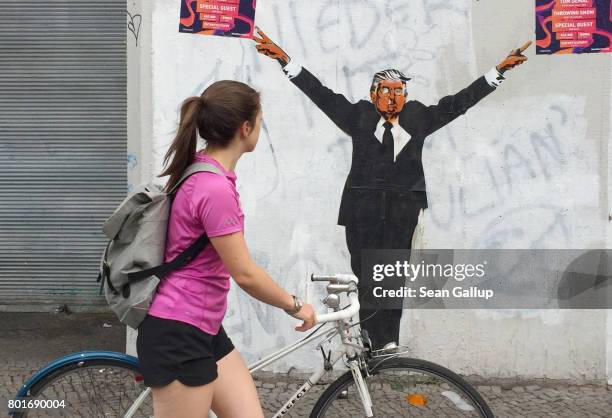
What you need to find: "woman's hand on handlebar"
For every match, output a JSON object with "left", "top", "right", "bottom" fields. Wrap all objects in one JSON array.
[{"left": 293, "top": 303, "right": 316, "bottom": 332}]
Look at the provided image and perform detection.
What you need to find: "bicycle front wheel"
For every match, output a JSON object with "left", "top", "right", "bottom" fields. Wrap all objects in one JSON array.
[
  {"left": 13, "top": 358, "right": 153, "bottom": 418},
  {"left": 311, "top": 357, "right": 494, "bottom": 418}
]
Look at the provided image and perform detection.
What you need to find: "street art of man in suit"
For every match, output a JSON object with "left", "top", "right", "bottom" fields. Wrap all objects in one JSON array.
[{"left": 254, "top": 27, "right": 530, "bottom": 350}]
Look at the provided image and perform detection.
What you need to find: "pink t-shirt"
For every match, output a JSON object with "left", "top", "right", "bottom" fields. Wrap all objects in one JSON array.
[{"left": 148, "top": 153, "right": 244, "bottom": 335}]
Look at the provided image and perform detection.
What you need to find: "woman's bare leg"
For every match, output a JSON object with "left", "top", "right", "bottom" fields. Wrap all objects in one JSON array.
[
  {"left": 151, "top": 380, "right": 213, "bottom": 418},
  {"left": 211, "top": 349, "right": 264, "bottom": 418}
]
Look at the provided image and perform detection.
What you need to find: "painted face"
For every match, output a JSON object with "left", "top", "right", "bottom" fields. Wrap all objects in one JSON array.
[{"left": 370, "top": 79, "right": 406, "bottom": 119}]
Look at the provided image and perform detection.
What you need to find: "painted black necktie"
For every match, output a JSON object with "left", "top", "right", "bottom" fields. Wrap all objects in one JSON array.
[{"left": 382, "top": 121, "right": 394, "bottom": 164}]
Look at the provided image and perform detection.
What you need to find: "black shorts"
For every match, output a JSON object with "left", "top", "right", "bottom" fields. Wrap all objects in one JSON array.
[{"left": 136, "top": 314, "right": 234, "bottom": 387}]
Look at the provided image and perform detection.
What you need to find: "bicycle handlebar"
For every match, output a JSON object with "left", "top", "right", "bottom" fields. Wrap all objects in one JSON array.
[
  {"left": 315, "top": 291, "right": 359, "bottom": 324},
  {"left": 311, "top": 274, "right": 359, "bottom": 284}
]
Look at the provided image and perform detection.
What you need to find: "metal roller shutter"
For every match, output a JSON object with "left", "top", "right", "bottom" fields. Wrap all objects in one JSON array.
[{"left": 0, "top": 0, "right": 127, "bottom": 310}]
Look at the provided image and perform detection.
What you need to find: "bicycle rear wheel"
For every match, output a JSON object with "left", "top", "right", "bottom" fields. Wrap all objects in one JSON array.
[
  {"left": 13, "top": 358, "right": 153, "bottom": 418},
  {"left": 311, "top": 357, "right": 494, "bottom": 417}
]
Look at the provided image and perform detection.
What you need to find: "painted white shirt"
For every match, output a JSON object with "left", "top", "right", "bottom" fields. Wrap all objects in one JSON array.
[{"left": 373, "top": 118, "right": 411, "bottom": 162}]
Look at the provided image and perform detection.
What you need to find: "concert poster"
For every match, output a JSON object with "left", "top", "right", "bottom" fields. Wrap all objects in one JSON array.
[
  {"left": 179, "top": 0, "right": 257, "bottom": 39},
  {"left": 536, "top": 0, "right": 612, "bottom": 54}
]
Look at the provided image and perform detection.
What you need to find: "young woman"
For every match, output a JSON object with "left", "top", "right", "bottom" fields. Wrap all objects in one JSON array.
[{"left": 136, "top": 80, "right": 317, "bottom": 418}]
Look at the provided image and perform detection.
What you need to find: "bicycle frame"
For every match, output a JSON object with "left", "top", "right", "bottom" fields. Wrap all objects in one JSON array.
[{"left": 248, "top": 321, "right": 371, "bottom": 418}]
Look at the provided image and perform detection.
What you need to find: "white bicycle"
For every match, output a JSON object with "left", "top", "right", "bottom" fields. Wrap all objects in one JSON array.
[{"left": 11, "top": 274, "right": 493, "bottom": 417}]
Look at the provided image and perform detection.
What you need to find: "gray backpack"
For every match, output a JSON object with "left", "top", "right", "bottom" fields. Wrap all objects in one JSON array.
[{"left": 97, "top": 162, "right": 223, "bottom": 329}]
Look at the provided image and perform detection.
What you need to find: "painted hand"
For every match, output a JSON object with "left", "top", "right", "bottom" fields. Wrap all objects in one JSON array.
[
  {"left": 253, "top": 26, "right": 290, "bottom": 67},
  {"left": 496, "top": 41, "right": 531, "bottom": 74}
]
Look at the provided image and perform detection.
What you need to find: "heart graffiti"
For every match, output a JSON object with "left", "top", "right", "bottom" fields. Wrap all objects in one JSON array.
[{"left": 127, "top": 11, "right": 142, "bottom": 47}]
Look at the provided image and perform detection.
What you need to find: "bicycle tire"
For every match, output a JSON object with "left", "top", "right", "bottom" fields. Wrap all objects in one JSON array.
[
  {"left": 12, "top": 358, "right": 153, "bottom": 418},
  {"left": 310, "top": 357, "right": 494, "bottom": 418}
]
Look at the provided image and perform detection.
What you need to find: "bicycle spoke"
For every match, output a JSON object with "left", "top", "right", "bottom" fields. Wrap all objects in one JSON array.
[
  {"left": 19, "top": 363, "right": 153, "bottom": 418},
  {"left": 85, "top": 367, "right": 107, "bottom": 416},
  {"left": 315, "top": 362, "right": 490, "bottom": 417}
]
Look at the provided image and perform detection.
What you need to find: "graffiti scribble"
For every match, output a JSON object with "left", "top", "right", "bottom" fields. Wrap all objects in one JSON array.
[{"left": 127, "top": 11, "right": 142, "bottom": 47}]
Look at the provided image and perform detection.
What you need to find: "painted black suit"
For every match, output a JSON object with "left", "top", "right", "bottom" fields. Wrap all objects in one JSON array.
[{"left": 291, "top": 68, "right": 496, "bottom": 347}]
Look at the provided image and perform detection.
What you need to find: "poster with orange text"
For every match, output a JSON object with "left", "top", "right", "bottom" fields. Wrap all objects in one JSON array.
[
  {"left": 179, "top": 0, "right": 257, "bottom": 39},
  {"left": 536, "top": 0, "right": 612, "bottom": 54}
]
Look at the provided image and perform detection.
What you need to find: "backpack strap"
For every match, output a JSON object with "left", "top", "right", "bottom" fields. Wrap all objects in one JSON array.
[
  {"left": 168, "top": 162, "right": 224, "bottom": 195},
  {"left": 127, "top": 162, "right": 224, "bottom": 283},
  {"left": 126, "top": 233, "right": 210, "bottom": 282}
]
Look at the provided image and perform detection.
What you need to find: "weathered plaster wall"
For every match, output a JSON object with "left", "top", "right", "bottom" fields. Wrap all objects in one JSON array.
[
  {"left": 128, "top": 0, "right": 612, "bottom": 382},
  {"left": 126, "top": 0, "right": 153, "bottom": 357}
]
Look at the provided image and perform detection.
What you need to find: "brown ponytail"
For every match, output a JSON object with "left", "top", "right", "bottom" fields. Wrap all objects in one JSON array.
[
  {"left": 160, "top": 97, "right": 202, "bottom": 191},
  {"left": 160, "top": 80, "right": 260, "bottom": 191}
]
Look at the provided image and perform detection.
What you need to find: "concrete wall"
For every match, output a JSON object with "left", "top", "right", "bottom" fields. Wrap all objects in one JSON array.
[
  {"left": 126, "top": 0, "right": 153, "bottom": 357},
  {"left": 127, "top": 0, "right": 612, "bottom": 383}
]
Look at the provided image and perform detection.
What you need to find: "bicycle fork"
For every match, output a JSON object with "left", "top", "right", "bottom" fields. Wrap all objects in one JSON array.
[{"left": 348, "top": 360, "right": 373, "bottom": 417}]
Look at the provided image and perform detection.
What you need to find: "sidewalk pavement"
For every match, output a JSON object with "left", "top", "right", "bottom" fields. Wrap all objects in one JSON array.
[
  {"left": 0, "top": 312, "right": 125, "bottom": 416},
  {"left": 1, "top": 313, "right": 610, "bottom": 417},
  {"left": 253, "top": 371, "right": 611, "bottom": 417}
]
